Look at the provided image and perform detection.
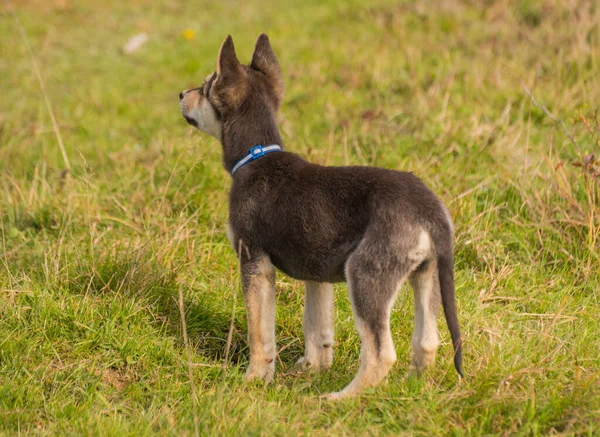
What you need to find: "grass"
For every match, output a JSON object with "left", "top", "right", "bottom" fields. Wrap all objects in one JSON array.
[{"left": 1, "top": 0, "right": 599, "bottom": 435}]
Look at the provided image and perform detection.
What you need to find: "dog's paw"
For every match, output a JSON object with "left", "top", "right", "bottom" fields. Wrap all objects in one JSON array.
[
  {"left": 409, "top": 348, "right": 437, "bottom": 375},
  {"left": 295, "top": 355, "right": 331, "bottom": 373},
  {"left": 294, "top": 356, "right": 312, "bottom": 371},
  {"left": 295, "top": 346, "right": 333, "bottom": 373},
  {"left": 319, "top": 390, "right": 349, "bottom": 401},
  {"left": 244, "top": 365, "right": 274, "bottom": 383}
]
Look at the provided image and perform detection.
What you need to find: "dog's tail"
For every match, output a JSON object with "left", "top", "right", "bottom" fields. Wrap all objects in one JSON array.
[{"left": 437, "top": 245, "right": 464, "bottom": 378}]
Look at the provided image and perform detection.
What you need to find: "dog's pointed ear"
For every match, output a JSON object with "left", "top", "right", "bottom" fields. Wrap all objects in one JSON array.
[
  {"left": 250, "top": 34, "right": 280, "bottom": 78},
  {"left": 214, "top": 35, "right": 247, "bottom": 107},
  {"left": 250, "top": 33, "right": 284, "bottom": 104},
  {"left": 217, "top": 35, "right": 242, "bottom": 79}
]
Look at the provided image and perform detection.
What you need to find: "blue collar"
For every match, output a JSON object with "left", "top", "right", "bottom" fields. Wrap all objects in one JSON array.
[{"left": 231, "top": 145, "right": 282, "bottom": 176}]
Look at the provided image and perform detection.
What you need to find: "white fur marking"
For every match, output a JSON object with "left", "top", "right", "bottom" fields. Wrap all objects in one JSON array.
[
  {"left": 409, "top": 230, "right": 432, "bottom": 265},
  {"left": 409, "top": 261, "right": 440, "bottom": 373},
  {"left": 191, "top": 98, "right": 222, "bottom": 141}
]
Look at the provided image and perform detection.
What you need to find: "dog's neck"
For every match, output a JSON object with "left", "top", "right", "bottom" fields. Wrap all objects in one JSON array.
[{"left": 221, "top": 104, "right": 283, "bottom": 173}]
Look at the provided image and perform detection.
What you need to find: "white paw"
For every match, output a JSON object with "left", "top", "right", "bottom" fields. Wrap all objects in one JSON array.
[
  {"left": 295, "top": 346, "right": 333, "bottom": 373},
  {"left": 295, "top": 356, "right": 312, "bottom": 370},
  {"left": 295, "top": 356, "right": 323, "bottom": 372},
  {"left": 320, "top": 390, "right": 349, "bottom": 401},
  {"left": 245, "top": 364, "right": 274, "bottom": 383},
  {"left": 295, "top": 355, "right": 332, "bottom": 373},
  {"left": 410, "top": 348, "right": 437, "bottom": 374}
]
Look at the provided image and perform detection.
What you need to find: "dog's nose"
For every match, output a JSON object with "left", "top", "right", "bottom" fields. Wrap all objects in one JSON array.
[{"left": 179, "top": 91, "right": 184, "bottom": 100}]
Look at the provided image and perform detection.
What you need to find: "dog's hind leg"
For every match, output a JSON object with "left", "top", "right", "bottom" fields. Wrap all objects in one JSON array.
[
  {"left": 325, "top": 269, "right": 402, "bottom": 400},
  {"left": 296, "top": 281, "right": 334, "bottom": 372},
  {"left": 408, "top": 259, "right": 441, "bottom": 373},
  {"left": 241, "top": 255, "right": 277, "bottom": 383},
  {"left": 324, "top": 229, "right": 433, "bottom": 400},
  {"left": 325, "top": 251, "right": 411, "bottom": 400}
]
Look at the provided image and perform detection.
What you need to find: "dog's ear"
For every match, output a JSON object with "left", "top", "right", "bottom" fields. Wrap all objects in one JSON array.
[
  {"left": 250, "top": 33, "right": 284, "bottom": 104},
  {"left": 250, "top": 34, "right": 280, "bottom": 78},
  {"left": 215, "top": 35, "right": 247, "bottom": 107},
  {"left": 217, "top": 35, "right": 242, "bottom": 79}
]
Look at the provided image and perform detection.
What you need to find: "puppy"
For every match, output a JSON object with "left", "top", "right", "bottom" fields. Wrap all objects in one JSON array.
[{"left": 179, "top": 34, "right": 463, "bottom": 399}]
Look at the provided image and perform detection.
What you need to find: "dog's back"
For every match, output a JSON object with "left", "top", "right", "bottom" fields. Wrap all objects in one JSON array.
[{"left": 229, "top": 151, "right": 451, "bottom": 284}]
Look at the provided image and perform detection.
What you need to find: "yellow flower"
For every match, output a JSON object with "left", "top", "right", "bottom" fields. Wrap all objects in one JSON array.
[{"left": 183, "top": 29, "right": 195, "bottom": 40}]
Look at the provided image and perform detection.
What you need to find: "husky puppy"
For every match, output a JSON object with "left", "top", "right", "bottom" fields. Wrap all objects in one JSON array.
[{"left": 179, "top": 34, "right": 463, "bottom": 399}]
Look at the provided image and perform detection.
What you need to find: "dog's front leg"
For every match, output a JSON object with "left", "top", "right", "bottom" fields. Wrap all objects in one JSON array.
[
  {"left": 241, "top": 255, "right": 277, "bottom": 383},
  {"left": 296, "top": 281, "right": 334, "bottom": 372}
]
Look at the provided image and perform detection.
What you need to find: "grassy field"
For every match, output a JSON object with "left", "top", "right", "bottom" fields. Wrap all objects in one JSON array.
[{"left": 1, "top": 0, "right": 599, "bottom": 435}]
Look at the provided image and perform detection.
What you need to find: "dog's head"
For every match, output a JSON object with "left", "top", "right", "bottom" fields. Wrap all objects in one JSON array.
[{"left": 179, "top": 34, "right": 284, "bottom": 142}]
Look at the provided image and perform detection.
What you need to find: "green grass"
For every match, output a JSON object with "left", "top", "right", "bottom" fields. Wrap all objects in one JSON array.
[{"left": 1, "top": 0, "right": 599, "bottom": 435}]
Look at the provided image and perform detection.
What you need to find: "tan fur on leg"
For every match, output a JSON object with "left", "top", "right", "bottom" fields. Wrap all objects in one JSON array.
[
  {"left": 324, "top": 314, "right": 397, "bottom": 400},
  {"left": 296, "top": 281, "right": 334, "bottom": 372},
  {"left": 323, "top": 278, "right": 399, "bottom": 400},
  {"left": 243, "top": 257, "right": 277, "bottom": 382}
]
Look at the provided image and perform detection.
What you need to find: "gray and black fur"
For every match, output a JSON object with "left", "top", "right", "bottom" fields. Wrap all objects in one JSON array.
[{"left": 179, "top": 34, "right": 463, "bottom": 399}]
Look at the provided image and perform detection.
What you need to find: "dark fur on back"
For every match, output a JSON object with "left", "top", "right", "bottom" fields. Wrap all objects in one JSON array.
[{"left": 230, "top": 154, "right": 449, "bottom": 283}]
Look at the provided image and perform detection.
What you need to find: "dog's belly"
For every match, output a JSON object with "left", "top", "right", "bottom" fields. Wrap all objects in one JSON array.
[
  {"left": 265, "top": 240, "right": 358, "bottom": 283},
  {"left": 268, "top": 251, "right": 346, "bottom": 283}
]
